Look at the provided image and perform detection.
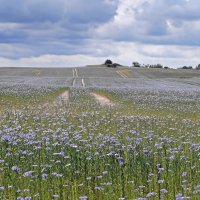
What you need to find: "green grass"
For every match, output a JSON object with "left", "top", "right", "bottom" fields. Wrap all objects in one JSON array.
[{"left": 0, "top": 87, "right": 68, "bottom": 113}]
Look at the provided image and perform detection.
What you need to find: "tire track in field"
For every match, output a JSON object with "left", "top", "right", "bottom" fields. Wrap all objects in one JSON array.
[
  {"left": 116, "top": 70, "right": 128, "bottom": 78},
  {"left": 82, "top": 78, "right": 85, "bottom": 88},
  {"left": 91, "top": 92, "right": 115, "bottom": 106},
  {"left": 72, "top": 78, "right": 76, "bottom": 86},
  {"left": 49, "top": 90, "right": 70, "bottom": 107},
  {"left": 59, "top": 91, "right": 69, "bottom": 101},
  {"left": 72, "top": 68, "right": 79, "bottom": 87},
  {"left": 72, "top": 68, "right": 86, "bottom": 88}
]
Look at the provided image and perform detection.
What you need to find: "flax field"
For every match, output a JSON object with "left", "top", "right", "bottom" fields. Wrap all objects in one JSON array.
[{"left": 0, "top": 81, "right": 200, "bottom": 200}]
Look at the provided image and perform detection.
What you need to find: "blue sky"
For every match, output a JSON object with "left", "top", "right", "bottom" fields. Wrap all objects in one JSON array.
[{"left": 0, "top": 0, "right": 200, "bottom": 67}]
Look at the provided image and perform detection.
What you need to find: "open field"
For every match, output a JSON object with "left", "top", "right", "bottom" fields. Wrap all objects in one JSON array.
[
  {"left": 1, "top": 66, "right": 200, "bottom": 79},
  {"left": 0, "top": 66, "right": 200, "bottom": 89},
  {"left": 0, "top": 66, "right": 200, "bottom": 199}
]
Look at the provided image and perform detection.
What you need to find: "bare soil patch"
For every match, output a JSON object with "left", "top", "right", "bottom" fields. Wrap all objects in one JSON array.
[
  {"left": 91, "top": 93, "right": 114, "bottom": 106},
  {"left": 117, "top": 69, "right": 132, "bottom": 78},
  {"left": 51, "top": 90, "right": 69, "bottom": 106},
  {"left": 59, "top": 91, "right": 69, "bottom": 101}
]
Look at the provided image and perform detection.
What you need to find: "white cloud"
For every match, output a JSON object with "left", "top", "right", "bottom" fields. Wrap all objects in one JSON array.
[
  {"left": 95, "top": 0, "right": 200, "bottom": 43},
  {"left": 0, "top": 54, "right": 106, "bottom": 68},
  {"left": 1, "top": 41, "right": 200, "bottom": 68}
]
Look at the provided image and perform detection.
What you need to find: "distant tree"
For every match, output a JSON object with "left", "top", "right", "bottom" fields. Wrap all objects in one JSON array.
[
  {"left": 182, "top": 66, "right": 193, "bottom": 69},
  {"left": 144, "top": 64, "right": 150, "bottom": 68},
  {"left": 149, "top": 64, "right": 163, "bottom": 68},
  {"left": 196, "top": 64, "right": 200, "bottom": 70},
  {"left": 155, "top": 64, "right": 163, "bottom": 68},
  {"left": 104, "top": 60, "right": 121, "bottom": 68},
  {"left": 104, "top": 59, "right": 112, "bottom": 65},
  {"left": 113, "top": 63, "right": 121, "bottom": 67},
  {"left": 132, "top": 62, "right": 141, "bottom": 67}
]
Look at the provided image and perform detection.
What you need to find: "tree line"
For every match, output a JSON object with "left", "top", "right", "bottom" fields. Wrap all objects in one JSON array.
[{"left": 104, "top": 59, "right": 200, "bottom": 70}]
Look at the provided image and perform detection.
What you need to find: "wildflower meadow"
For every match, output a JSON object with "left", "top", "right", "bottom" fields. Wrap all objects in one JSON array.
[{"left": 0, "top": 70, "right": 200, "bottom": 199}]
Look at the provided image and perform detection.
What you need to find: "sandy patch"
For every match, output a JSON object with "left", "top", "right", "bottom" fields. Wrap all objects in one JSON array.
[
  {"left": 116, "top": 70, "right": 129, "bottom": 78},
  {"left": 52, "top": 91, "right": 69, "bottom": 105},
  {"left": 59, "top": 91, "right": 69, "bottom": 101},
  {"left": 91, "top": 93, "right": 114, "bottom": 106}
]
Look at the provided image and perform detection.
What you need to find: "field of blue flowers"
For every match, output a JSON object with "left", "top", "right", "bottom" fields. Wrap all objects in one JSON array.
[{"left": 0, "top": 84, "right": 200, "bottom": 200}]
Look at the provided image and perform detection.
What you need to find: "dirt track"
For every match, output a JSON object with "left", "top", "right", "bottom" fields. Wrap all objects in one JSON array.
[{"left": 91, "top": 93, "right": 114, "bottom": 106}]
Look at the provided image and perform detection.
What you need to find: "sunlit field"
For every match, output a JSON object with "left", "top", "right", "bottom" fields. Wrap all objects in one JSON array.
[{"left": 0, "top": 67, "right": 200, "bottom": 199}]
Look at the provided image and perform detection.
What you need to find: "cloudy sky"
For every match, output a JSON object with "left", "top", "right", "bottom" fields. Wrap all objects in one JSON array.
[{"left": 0, "top": 0, "right": 200, "bottom": 68}]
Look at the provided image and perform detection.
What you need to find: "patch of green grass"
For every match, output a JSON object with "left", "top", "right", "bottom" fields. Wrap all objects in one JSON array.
[{"left": 0, "top": 87, "right": 68, "bottom": 113}]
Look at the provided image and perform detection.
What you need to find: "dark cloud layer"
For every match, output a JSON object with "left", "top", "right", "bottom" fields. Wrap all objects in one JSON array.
[
  {"left": 0, "top": 0, "right": 65, "bottom": 23},
  {"left": 0, "top": 0, "right": 118, "bottom": 59},
  {"left": 0, "top": 0, "right": 117, "bottom": 23}
]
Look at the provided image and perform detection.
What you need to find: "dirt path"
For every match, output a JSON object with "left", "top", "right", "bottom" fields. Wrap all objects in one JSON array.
[
  {"left": 72, "top": 68, "right": 78, "bottom": 78},
  {"left": 72, "top": 69, "right": 85, "bottom": 88},
  {"left": 82, "top": 78, "right": 85, "bottom": 88},
  {"left": 91, "top": 93, "right": 114, "bottom": 106},
  {"left": 59, "top": 91, "right": 69, "bottom": 101},
  {"left": 53, "top": 91, "right": 69, "bottom": 105},
  {"left": 116, "top": 70, "right": 128, "bottom": 78},
  {"left": 72, "top": 78, "right": 76, "bottom": 86}
]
